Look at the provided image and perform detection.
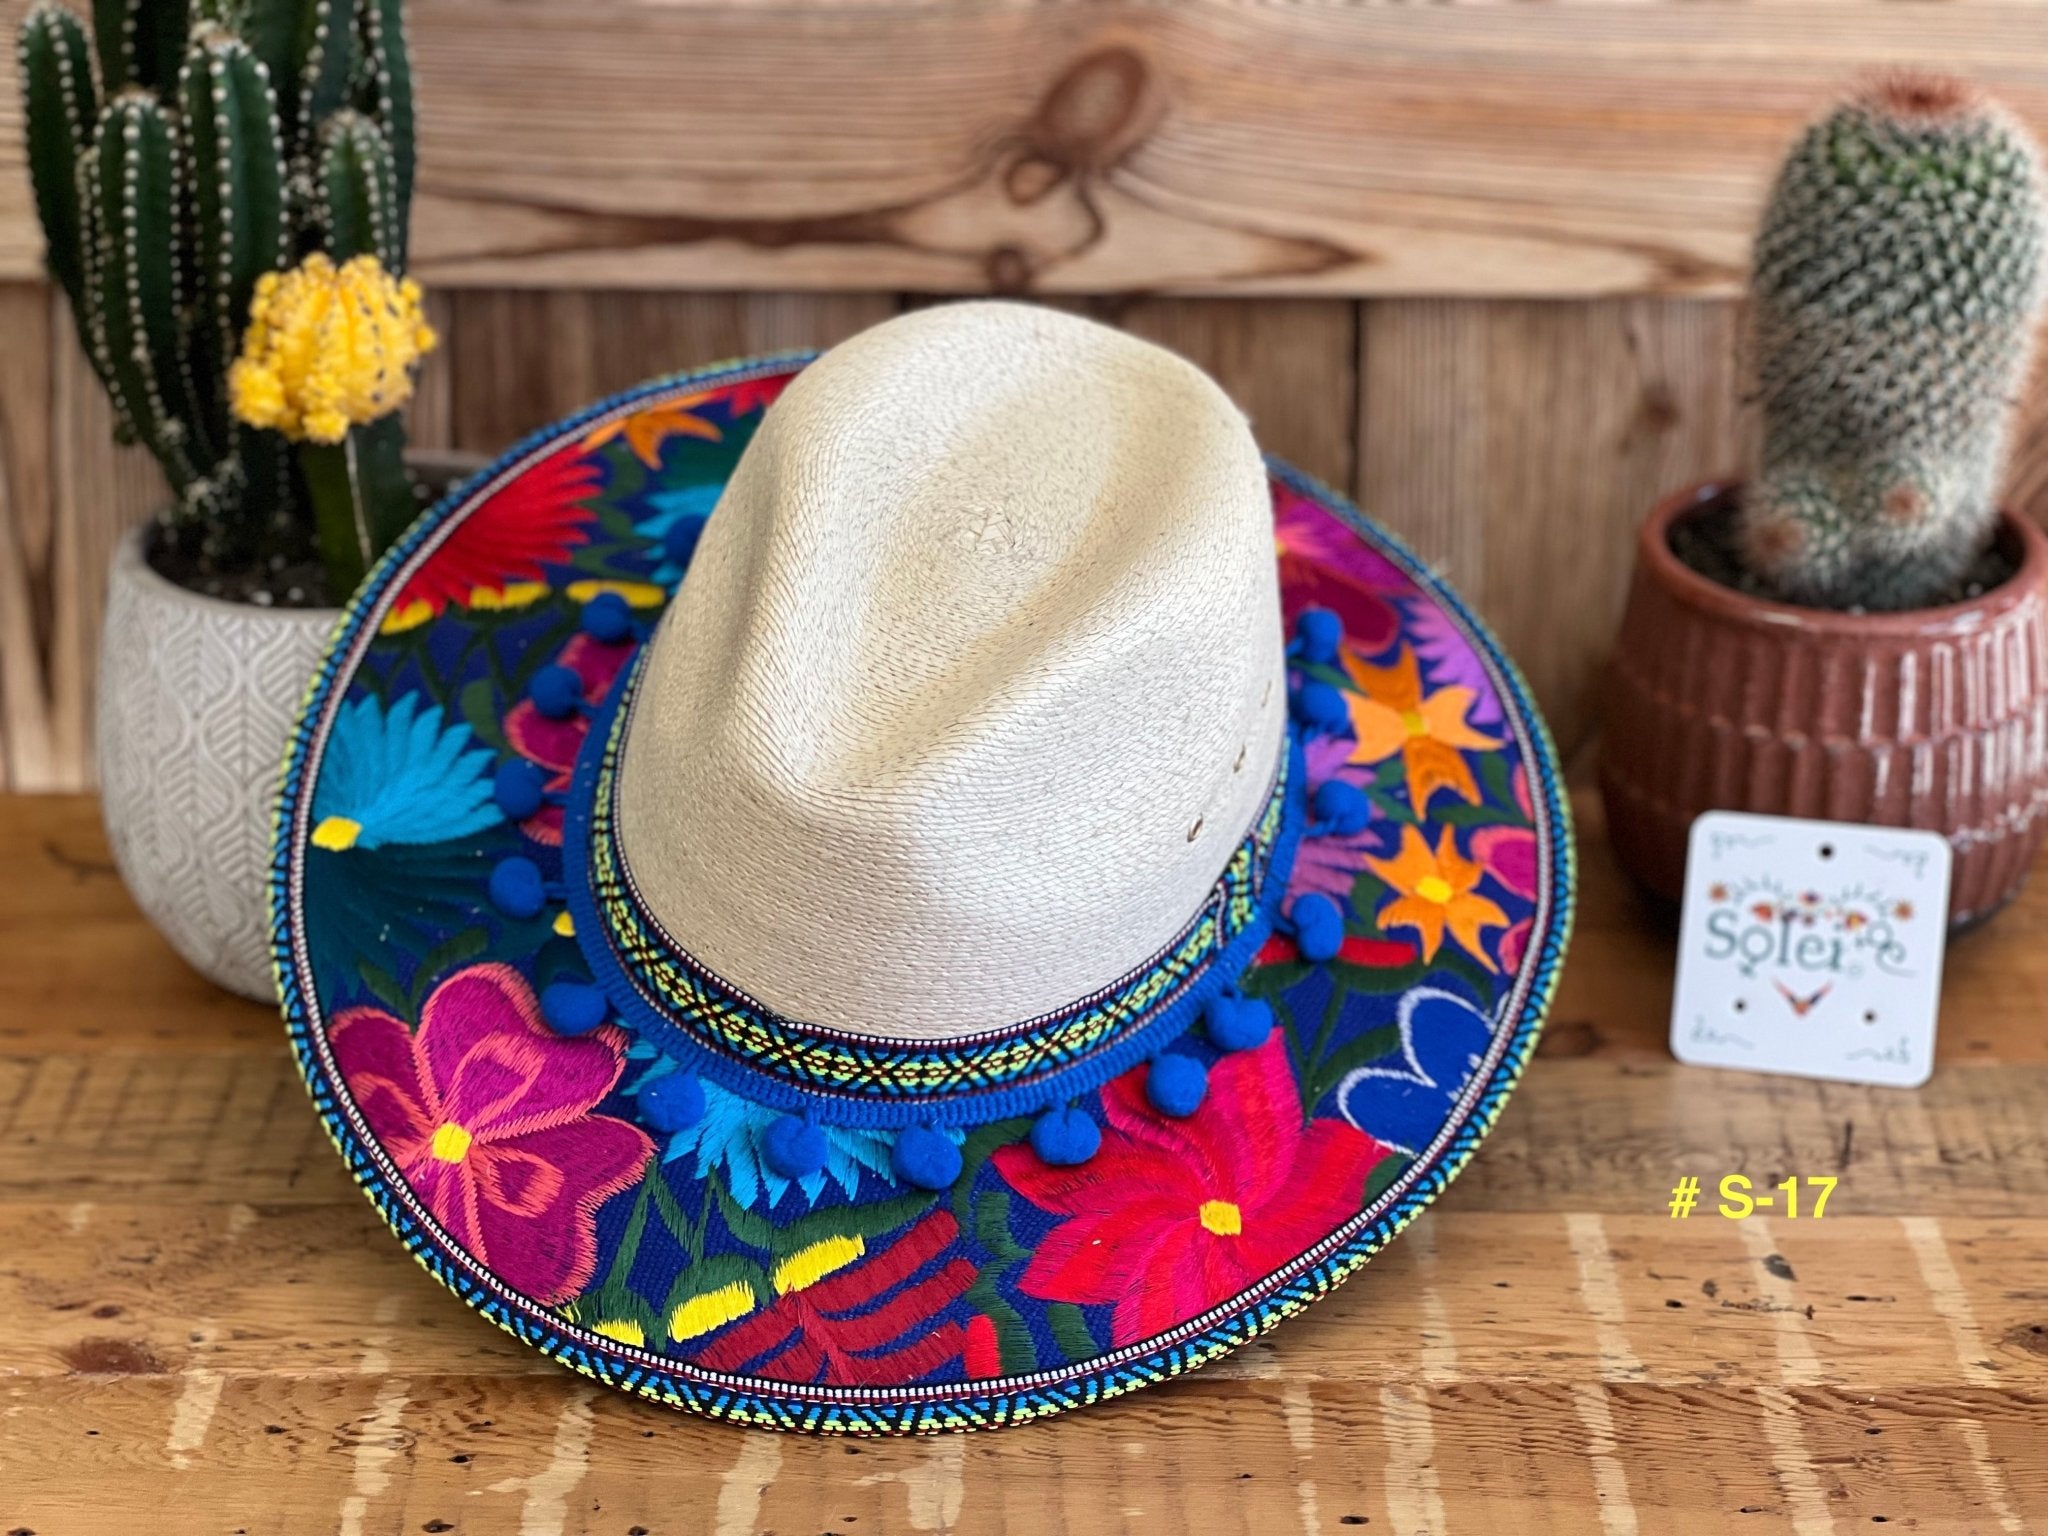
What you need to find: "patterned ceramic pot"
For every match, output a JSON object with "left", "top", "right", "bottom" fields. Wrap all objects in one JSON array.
[
  {"left": 1600, "top": 482, "right": 2048, "bottom": 929},
  {"left": 96, "top": 529, "right": 340, "bottom": 999}
]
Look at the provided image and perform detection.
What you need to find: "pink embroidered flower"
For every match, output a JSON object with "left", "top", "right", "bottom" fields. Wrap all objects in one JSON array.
[
  {"left": 330, "top": 963, "right": 651, "bottom": 1306},
  {"left": 1290, "top": 733, "right": 1385, "bottom": 908},
  {"left": 1273, "top": 488, "right": 1404, "bottom": 655},
  {"left": 1468, "top": 767, "right": 1538, "bottom": 972},
  {"left": 1469, "top": 764, "right": 1538, "bottom": 901},
  {"left": 502, "top": 633, "right": 635, "bottom": 845},
  {"left": 992, "top": 1034, "right": 1391, "bottom": 1347}
]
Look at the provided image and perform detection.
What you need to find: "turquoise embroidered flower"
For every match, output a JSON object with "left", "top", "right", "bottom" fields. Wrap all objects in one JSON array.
[
  {"left": 312, "top": 693, "right": 503, "bottom": 851},
  {"left": 628, "top": 1054, "right": 951, "bottom": 1211},
  {"left": 638, "top": 481, "right": 720, "bottom": 585}
]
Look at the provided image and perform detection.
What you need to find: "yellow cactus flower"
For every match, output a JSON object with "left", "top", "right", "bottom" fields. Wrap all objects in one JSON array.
[{"left": 229, "top": 253, "right": 437, "bottom": 445}]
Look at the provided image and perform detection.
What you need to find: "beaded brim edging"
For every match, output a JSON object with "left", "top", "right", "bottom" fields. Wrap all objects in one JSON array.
[{"left": 271, "top": 357, "right": 1574, "bottom": 1433}]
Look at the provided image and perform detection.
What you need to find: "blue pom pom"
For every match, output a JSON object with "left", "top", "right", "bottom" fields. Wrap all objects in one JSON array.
[
  {"left": 1290, "top": 680, "right": 1348, "bottom": 732},
  {"left": 1311, "top": 778, "right": 1372, "bottom": 837},
  {"left": 663, "top": 516, "right": 707, "bottom": 568},
  {"left": 762, "top": 1115, "right": 828, "bottom": 1179},
  {"left": 1146, "top": 1053, "right": 1209, "bottom": 1118},
  {"left": 1030, "top": 1105, "right": 1101, "bottom": 1167},
  {"left": 1291, "top": 892, "right": 1345, "bottom": 963},
  {"left": 540, "top": 980, "right": 608, "bottom": 1036},
  {"left": 581, "top": 590, "right": 633, "bottom": 644},
  {"left": 529, "top": 664, "right": 584, "bottom": 720},
  {"left": 493, "top": 758, "right": 549, "bottom": 821},
  {"left": 639, "top": 1071, "right": 704, "bottom": 1134},
  {"left": 1295, "top": 606, "right": 1342, "bottom": 665},
  {"left": 487, "top": 856, "right": 547, "bottom": 919},
  {"left": 1205, "top": 991, "right": 1274, "bottom": 1052},
  {"left": 890, "top": 1125, "right": 963, "bottom": 1191}
]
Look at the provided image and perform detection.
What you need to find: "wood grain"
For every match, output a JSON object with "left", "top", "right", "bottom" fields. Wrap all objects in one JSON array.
[
  {"left": 1, "top": 787, "right": 2045, "bottom": 1528},
  {"left": 12, "top": 2, "right": 2048, "bottom": 297},
  {"left": 1359, "top": 297, "right": 1754, "bottom": 754},
  {"left": 445, "top": 290, "right": 899, "bottom": 455}
]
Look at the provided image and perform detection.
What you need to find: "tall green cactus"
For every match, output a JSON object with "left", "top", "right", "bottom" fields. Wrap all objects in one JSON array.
[
  {"left": 17, "top": 0, "right": 420, "bottom": 596},
  {"left": 1738, "top": 74, "right": 2048, "bottom": 611}
]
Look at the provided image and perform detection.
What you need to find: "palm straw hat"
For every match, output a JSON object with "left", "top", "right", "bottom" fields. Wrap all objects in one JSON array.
[{"left": 273, "top": 301, "right": 1572, "bottom": 1432}]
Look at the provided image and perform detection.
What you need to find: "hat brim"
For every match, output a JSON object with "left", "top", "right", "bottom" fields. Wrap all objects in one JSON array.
[{"left": 272, "top": 354, "right": 1574, "bottom": 1433}]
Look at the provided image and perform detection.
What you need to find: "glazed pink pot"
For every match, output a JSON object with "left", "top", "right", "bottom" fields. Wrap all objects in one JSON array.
[{"left": 1600, "top": 482, "right": 2048, "bottom": 928}]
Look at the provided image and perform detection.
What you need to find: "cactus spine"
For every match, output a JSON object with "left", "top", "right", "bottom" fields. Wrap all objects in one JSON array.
[
  {"left": 17, "top": 0, "right": 420, "bottom": 596},
  {"left": 1738, "top": 74, "right": 2048, "bottom": 611}
]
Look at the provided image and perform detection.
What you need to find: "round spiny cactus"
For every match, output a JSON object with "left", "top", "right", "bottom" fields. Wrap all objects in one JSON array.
[{"left": 1739, "top": 73, "right": 2047, "bottom": 611}]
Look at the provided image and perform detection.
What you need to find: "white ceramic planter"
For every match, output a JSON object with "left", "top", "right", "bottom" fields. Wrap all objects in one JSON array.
[{"left": 96, "top": 530, "right": 339, "bottom": 1000}]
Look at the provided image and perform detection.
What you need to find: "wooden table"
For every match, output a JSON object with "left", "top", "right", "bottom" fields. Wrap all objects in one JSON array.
[{"left": 2, "top": 788, "right": 2043, "bottom": 1534}]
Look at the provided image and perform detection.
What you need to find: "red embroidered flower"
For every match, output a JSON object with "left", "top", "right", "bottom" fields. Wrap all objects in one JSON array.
[
  {"left": 992, "top": 1034, "right": 1391, "bottom": 1347},
  {"left": 502, "top": 632, "right": 635, "bottom": 845},
  {"left": 386, "top": 448, "right": 602, "bottom": 625},
  {"left": 687, "top": 1210, "right": 1000, "bottom": 1385},
  {"left": 329, "top": 963, "right": 651, "bottom": 1306}
]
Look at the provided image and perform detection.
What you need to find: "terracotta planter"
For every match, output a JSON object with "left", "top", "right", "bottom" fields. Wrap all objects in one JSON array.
[{"left": 1599, "top": 482, "right": 2048, "bottom": 929}]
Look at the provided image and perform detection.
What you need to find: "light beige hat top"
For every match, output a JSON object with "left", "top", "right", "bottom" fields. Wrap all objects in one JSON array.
[{"left": 616, "top": 302, "right": 1288, "bottom": 1039}]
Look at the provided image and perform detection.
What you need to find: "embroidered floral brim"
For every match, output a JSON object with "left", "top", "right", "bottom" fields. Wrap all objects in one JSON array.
[{"left": 271, "top": 355, "right": 1574, "bottom": 1433}]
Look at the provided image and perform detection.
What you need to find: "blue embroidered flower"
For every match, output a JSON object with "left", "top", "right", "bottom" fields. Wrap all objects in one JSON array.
[
  {"left": 1334, "top": 987, "right": 1496, "bottom": 1156},
  {"left": 638, "top": 482, "right": 720, "bottom": 585},
  {"left": 627, "top": 1054, "right": 953, "bottom": 1211},
  {"left": 312, "top": 693, "right": 503, "bottom": 851}
]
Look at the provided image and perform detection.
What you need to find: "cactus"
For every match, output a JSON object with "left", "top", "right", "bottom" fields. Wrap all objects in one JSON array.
[
  {"left": 17, "top": 0, "right": 425, "bottom": 599},
  {"left": 1737, "top": 74, "right": 2048, "bottom": 611}
]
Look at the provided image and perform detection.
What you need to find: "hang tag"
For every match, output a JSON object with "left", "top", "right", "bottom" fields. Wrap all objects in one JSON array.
[{"left": 1669, "top": 811, "right": 1952, "bottom": 1088}]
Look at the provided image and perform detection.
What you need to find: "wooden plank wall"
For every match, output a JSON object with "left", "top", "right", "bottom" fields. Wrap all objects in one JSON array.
[{"left": 5, "top": 0, "right": 2048, "bottom": 788}]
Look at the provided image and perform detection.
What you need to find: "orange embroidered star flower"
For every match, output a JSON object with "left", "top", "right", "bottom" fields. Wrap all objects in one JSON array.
[
  {"left": 1341, "top": 647, "right": 1500, "bottom": 816},
  {"left": 1366, "top": 825, "right": 1509, "bottom": 972},
  {"left": 581, "top": 393, "right": 722, "bottom": 469}
]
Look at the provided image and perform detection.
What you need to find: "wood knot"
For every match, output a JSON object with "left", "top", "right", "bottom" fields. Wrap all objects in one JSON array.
[{"left": 1024, "top": 45, "right": 1161, "bottom": 178}]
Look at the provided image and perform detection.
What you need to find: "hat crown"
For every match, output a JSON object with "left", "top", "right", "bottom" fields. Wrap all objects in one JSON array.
[{"left": 615, "top": 302, "right": 1286, "bottom": 1039}]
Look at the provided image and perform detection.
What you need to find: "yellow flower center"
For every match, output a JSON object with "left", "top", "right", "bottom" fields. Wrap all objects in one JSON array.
[
  {"left": 1199, "top": 1199, "right": 1243, "bottom": 1237},
  {"left": 228, "top": 253, "right": 438, "bottom": 445},
  {"left": 311, "top": 815, "right": 362, "bottom": 851},
  {"left": 468, "top": 581, "right": 548, "bottom": 612},
  {"left": 1415, "top": 875, "right": 1456, "bottom": 905},
  {"left": 671, "top": 1279, "right": 756, "bottom": 1341},
  {"left": 429, "top": 1122, "right": 473, "bottom": 1163},
  {"left": 1400, "top": 708, "right": 1428, "bottom": 737},
  {"left": 772, "top": 1234, "right": 867, "bottom": 1295}
]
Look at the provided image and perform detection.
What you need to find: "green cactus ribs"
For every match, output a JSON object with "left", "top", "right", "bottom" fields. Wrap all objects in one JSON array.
[
  {"left": 1736, "top": 71, "right": 2047, "bottom": 612},
  {"left": 16, "top": 0, "right": 421, "bottom": 602}
]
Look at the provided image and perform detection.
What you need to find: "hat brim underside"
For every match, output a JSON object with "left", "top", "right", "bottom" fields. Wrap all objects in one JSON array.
[{"left": 271, "top": 354, "right": 1574, "bottom": 1433}]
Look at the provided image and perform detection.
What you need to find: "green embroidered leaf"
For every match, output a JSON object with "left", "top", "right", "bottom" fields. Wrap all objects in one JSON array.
[
  {"left": 713, "top": 1179, "right": 935, "bottom": 1259},
  {"left": 964, "top": 1267, "right": 1037, "bottom": 1375},
  {"left": 970, "top": 1187, "right": 1027, "bottom": 1265},
  {"left": 949, "top": 1117, "right": 1032, "bottom": 1229},
  {"left": 356, "top": 956, "right": 409, "bottom": 1017},
  {"left": 459, "top": 676, "right": 509, "bottom": 754},
  {"left": 1046, "top": 1302, "right": 1099, "bottom": 1365},
  {"left": 405, "top": 925, "right": 488, "bottom": 1014},
  {"left": 1302, "top": 1022, "right": 1402, "bottom": 1115}
]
